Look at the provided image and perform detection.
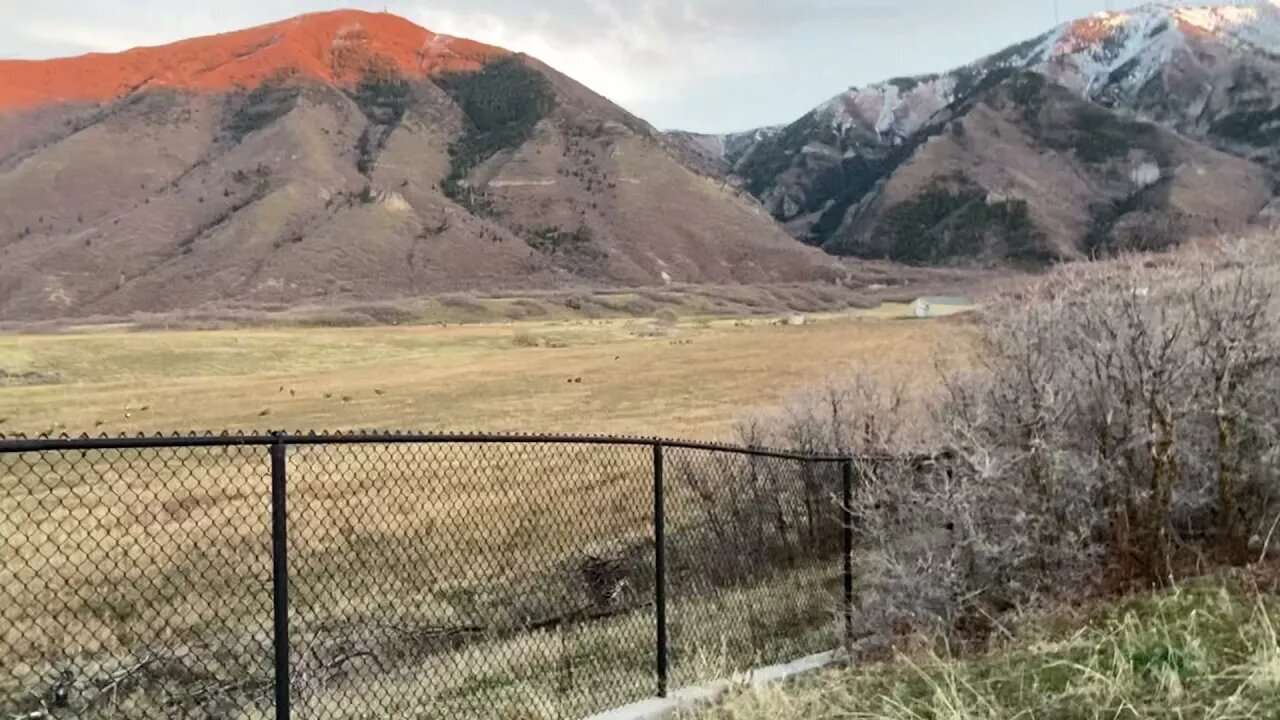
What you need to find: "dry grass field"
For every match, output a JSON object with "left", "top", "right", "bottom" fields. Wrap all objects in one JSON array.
[
  {"left": 0, "top": 302, "right": 975, "bottom": 440},
  {"left": 0, "top": 302, "right": 976, "bottom": 718}
]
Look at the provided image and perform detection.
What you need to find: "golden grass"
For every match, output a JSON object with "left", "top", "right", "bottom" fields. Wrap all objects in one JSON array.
[
  {"left": 0, "top": 308, "right": 973, "bottom": 440},
  {"left": 0, "top": 307, "right": 974, "bottom": 717},
  {"left": 0, "top": 439, "right": 839, "bottom": 718}
]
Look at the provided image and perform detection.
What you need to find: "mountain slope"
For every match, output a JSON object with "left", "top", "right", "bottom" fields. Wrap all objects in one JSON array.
[
  {"left": 679, "top": 2, "right": 1280, "bottom": 262},
  {"left": 0, "top": 11, "right": 835, "bottom": 321},
  {"left": 829, "top": 70, "right": 1270, "bottom": 263},
  {"left": 1034, "top": 2, "right": 1280, "bottom": 170}
]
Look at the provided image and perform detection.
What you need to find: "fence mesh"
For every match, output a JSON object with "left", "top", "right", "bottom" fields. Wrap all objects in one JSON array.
[
  {"left": 663, "top": 448, "right": 842, "bottom": 687},
  {"left": 1, "top": 434, "right": 847, "bottom": 720},
  {"left": 1, "top": 444, "right": 275, "bottom": 718}
]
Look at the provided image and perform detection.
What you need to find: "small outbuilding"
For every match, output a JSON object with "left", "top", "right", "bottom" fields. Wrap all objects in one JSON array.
[{"left": 911, "top": 296, "right": 974, "bottom": 319}]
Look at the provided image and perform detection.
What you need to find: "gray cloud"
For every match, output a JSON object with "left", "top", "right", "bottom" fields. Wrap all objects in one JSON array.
[{"left": 1, "top": 0, "right": 1180, "bottom": 131}]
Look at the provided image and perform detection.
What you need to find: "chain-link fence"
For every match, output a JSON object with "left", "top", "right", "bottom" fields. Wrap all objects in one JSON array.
[{"left": 1, "top": 432, "right": 853, "bottom": 719}]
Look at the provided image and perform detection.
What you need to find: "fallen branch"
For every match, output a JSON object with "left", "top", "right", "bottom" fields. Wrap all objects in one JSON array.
[{"left": 94, "top": 655, "right": 157, "bottom": 710}]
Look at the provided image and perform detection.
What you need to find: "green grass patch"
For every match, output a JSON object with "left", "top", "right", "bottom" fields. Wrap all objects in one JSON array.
[{"left": 691, "top": 575, "right": 1280, "bottom": 719}]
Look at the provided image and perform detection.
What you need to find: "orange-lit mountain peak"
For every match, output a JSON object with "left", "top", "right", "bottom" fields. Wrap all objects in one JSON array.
[
  {"left": 1059, "top": 11, "right": 1132, "bottom": 51},
  {"left": 0, "top": 10, "right": 510, "bottom": 112}
]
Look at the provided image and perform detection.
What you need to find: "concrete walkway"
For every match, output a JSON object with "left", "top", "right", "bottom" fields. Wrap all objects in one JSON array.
[{"left": 584, "top": 649, "right": 845, "bottom": 720}]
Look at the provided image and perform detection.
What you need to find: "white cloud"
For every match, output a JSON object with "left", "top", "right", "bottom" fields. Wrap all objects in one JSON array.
[
  {"left": 0, "top": 0, "right": 1195, "bottom": 130},
  {"left": 422, "top": 11, "right": 651, "bottom": 106},
  {"left": 16, "top": 20, "right": 181, "bottom": 53},
  {"left": 410, "top": 2, "right": 772, "bottom": 111}
]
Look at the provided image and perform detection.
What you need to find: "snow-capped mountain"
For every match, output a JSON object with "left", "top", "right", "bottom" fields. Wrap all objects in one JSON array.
[
  {"left": 850, "top": 4, "right": 1280, "bottom": 132},
  {"left": 754, "top": 2, "right": 1280, "bottom": 153},
  {"left": 662, "top": 126, "right": 781, "bottom": 178},
  {"left": 673, "top": 2, "right": 1280, "bottom": 261}
]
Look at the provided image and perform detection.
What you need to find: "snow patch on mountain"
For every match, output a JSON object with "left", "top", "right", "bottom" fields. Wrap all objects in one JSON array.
[
  {"left": 785, "top": 3, "right": 1280, "bottom": 152},
  {"left": 817, "top": 75, "right": 958, "bottom": 144},
  {"left": 1176, "top": 3, "right": 1280, "bottom": 41},
  {"left": 669, "top": 125, "right": 783, "bottom": 165}
]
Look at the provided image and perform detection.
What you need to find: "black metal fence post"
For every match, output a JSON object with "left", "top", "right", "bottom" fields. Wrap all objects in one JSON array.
[
  {"left": 269, "top": 434, "right": 292, "bottom": 720},
  {"left": 653, "top": 441, "right": 669, "bottom": 698},
  {"left": 841, "top": 458, "right": 855, "bottom": 647},
  {"left": 0, "top": 431, "right": 859, "bottom": 718}
]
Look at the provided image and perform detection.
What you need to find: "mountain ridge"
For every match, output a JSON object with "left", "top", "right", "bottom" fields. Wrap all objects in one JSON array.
[
  {"left": 0, "top": 11, "right": 836, "bottom": 321},
  {"left": 670, "top": 1, "right": 1280, "bottom": 262},
  {"left": 685, "top": 2, "right": 1280, "bottom": 163},
  {"left": 0, "top": 10, "right": 507, "bottom": 112}
]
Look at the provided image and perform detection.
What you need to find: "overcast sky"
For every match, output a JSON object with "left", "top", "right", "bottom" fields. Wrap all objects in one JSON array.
[{"left": 0, "top": 0, "right": 1195, "bottom": 132}]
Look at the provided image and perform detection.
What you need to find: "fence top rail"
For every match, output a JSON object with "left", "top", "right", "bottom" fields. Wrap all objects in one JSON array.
[{"left": 0, "top": 430, "right": 854, "bottom": 462}]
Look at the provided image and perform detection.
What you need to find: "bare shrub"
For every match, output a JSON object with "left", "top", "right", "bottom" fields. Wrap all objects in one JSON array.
[
  {"left": 437, "top": 293, "right": 487, "bottom": 313},
  {"left": 737, "top": 370, "right": 1099, "bottom": 646},
  {"left": 623, "top": 296, "right": 660, "bottom": 316},
  {"left": 249, "top": 302, "right": 292, "bottom": 313},
  {"left": 680, "top": 381, "right": 883, "bottom": 615},
  {"left": 735, "top": 377, "right": 984, "bottom": 643},
  {"left": 579, "top": 301, "right": 607, "bottom": 319},
  {"left": 504, "top": 305, "right": 533, "bottom": 321},
  {"left": 555, "top": 293, "right": 608, "bottom": 318},
  {"left": 665, "top": 449, "right": 841, "bottom": 593},
  {"left": 512, "top": 331, "right": 542, "bottom": 348},
  {"left": 508, "top": 299, "right": 549, "bottom": 319},
  {"left": 586, "top": 294, "right": 628, "bottom": 313},
  {"left": 129, "top": 316, "right": 247, "bottom": 332},
  {"left": 637, "top": 288, "right": 682, "bottom": 304},
  {"left": 777, "top": 287, "right": 821, "bottom": 313},
  {"left": 808, "top": 285, "right": 848, "bottom": 307},
  {"left": 735, "top": 242, "right": 1280, "bottom": 649},
  {"left": 703, "top": 285, "right": 772, "bottom": 310},
  {"left": 654, "top": 308, "right": 679, "bottom": 327},
  {"left": 347, "top": 303, "right": 419, "bottom": 325},
  {"left": 292, "top": 310, "right": 381, "bottom": 328},
  {"left": 815, "top": 264, "right": 850, "bottom": 285},
  {"left": 844, "top": 294, "right": 880, "bottom": 310},
  {"left": 862, "top": 243, "right": 1280, "bottom": 646},
  {"left": 944, "top": 246, "right": 1280, "bottom": 583}
]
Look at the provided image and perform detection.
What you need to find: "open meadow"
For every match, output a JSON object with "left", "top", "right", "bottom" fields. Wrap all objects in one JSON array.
[
  {"left": 0, "top": 301, "right": 975, "bottom": 440},
  {"left": 0, "top": 301, "right": 977, "bottom": 718}
]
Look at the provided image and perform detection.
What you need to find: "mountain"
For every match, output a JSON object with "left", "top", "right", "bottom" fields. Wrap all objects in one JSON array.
[
  {"left": 827, "top": 69, "right": 1270, "bottom": 264},
  {"left": 675, "top": 2, "right": 1280, "bottom": 263},
  {"left": 0, "top": 11, "right": 836, "bottom": 321},
  {"left": 663, "top": 127, "right": 781, "bottom": 178}
]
